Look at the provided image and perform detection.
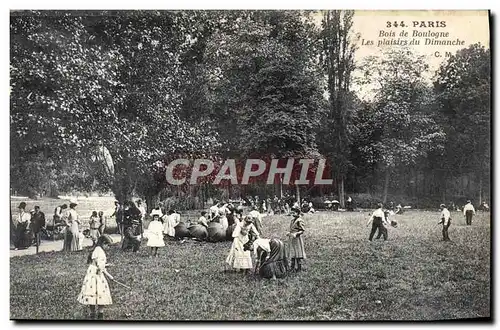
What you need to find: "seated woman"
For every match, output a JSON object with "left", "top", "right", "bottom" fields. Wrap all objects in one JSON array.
[
  {"left": 250, "top": 238, "right": 288, "bottom": 280},
  {"left": 122, "top": 220, "right": 141, "bottom": 252}
]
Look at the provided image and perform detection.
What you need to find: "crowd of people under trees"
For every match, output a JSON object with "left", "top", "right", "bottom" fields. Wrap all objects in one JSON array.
[{"left": 11, "top": 195, "right": 489, "bottom": 252}]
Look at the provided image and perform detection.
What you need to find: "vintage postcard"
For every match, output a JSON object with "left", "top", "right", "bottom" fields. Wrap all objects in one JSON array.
[{"left": 9, "top": 10, "right": 491, "bottom": 321}]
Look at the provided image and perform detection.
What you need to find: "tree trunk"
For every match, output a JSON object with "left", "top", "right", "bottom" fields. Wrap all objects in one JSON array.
[
  {"left": 280, "top": 174, "right": 283, "bottom": 199},
  {"left": 112, "top": 156, "right": 134, "bottom": 202},
  {"left": 338, "top": 176, "right": 345, "bottom": 208},
  {"left": 479, "top": 175, "right": 483, "bottom": 205},
  {"left": 10, "top": 209, "right": 16, "bottom": 248},
  {"left": 383, "top": 169, "right": 390, "bottom": 204},
  {"left": 296, "top": 184, "right": 300, "bottom": 205},
  {"left": 145, "top": 193, "right": 160, "bottom": 214}
]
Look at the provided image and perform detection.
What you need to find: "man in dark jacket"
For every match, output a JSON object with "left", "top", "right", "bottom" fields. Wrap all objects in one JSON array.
[
  {"left": 30, "top": 206, "right": 46, "bottom": 253},
  {"left": 122, "top": 220, "right": 141, "bottom": 252}
]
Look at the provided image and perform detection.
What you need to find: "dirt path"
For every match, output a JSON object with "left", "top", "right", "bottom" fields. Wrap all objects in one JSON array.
[{"left": 10, "top": 234, "right": 122, "bottom": 258}]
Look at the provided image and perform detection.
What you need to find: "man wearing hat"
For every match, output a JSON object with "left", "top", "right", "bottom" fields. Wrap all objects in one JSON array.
[
  {"left": 438, "top": 204, "right": 452, "bottom": 241},
  {"left": 14, "top": 202, "right": 31, "bottom": 250},
  {"left": 30, "top": 206, "right": 46, "bottom": 253},
  {"left": 463, "top": 200, "right": 476, "bottom": 226},
  {"left": 122, "top": 219, "right": 141, "bottom": 252}
]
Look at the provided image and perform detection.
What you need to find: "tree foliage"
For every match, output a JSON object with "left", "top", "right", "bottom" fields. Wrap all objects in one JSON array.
[{"left": 10, "top": 11, "right": 491, "bottom": 206}]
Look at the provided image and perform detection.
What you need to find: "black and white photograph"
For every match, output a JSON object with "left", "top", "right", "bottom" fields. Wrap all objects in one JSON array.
[{"left": 9, "top": 9, "right": 491, "bottom": 321}]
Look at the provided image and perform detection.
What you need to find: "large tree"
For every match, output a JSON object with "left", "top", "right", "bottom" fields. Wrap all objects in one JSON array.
[
  {"left": 202, "top": 11, "right": 326, "bottom": 200},
  {"left": 318, "top": 10, "right": 358, "bottom": 206},
  {"left": 358, "top": 49, "right": 446, "bottom": 203},
  {"left": 433, "top": 43, "right": 490, "bottom": 203},
  {"left": 10, "top": 11, "right": 219, "bottom": 206}
]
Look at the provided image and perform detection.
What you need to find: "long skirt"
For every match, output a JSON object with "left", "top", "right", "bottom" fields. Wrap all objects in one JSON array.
[
  {"left": 288, "top": 235, "right": 306, "bottom": 259},
  {"left": 226, "top": 238, "right": 252, "bottom": 269},
  {"left": 15, "top": 227, "right": 30, "bottom": 249},
  {"left": 219, "top": 216, "right": 228, "bottom": 231},
  {"left": 260, "top": 259, "right": 288, "bottom": 279},
  {"left": 69, "top": 230, "right": 80, "bottom": 252},
  {"left": 77, "top": 264, "right": 113, "bottom": 305},
  {"left": 77, "top": 232, "right": 85, "bottom": 250},
  {"left": 63, "top": 229, "right": 73, "bottom": 251}
]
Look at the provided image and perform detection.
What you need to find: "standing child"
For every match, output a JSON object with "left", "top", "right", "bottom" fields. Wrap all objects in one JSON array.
[
  {"left": 89, "top": 211, "right": 100, "bottom": 246},
  {"left": 77, "top": 234, "right": 114, "bottom": 320},
  {"left": 287, "top": 208, "right": 306, "bottom": 272},
  {"left": 226, "top": 216, "right": 260, "bottom": 274},
  {"left": 438, "top": 204, "right": 452, "bottom": 241},
  {"left": 146, "top": 214, "right": 165, "bottom": 257}
]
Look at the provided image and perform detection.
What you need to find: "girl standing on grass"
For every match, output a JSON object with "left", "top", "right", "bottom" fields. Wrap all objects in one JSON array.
[
  {"left": 146, "top": 213, "right": 165, "bottom": 257},
  {"left": 77, "top": 234, "right": 114, "bottom": 320},
  {"left": 226, "top": 216, "right": 260, "bottom": 274},
  {"left": 287, "top": 208, "right": 306, "bottom": 272}
]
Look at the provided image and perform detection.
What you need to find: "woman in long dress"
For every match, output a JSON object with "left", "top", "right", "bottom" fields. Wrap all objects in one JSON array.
[
  {"left": 287, "top": 208, "right": 306, "bottom": 272},
  {"left": 77, "top": 234, "right": 114, "bottom": 320},
  {"left": 67, "top": 202, "right": 81, "bottom": 252},
  {"left": 146, "top": 214, "right": 165, "bottom": 257},
  {"left": 254, "top": 238, "right": 288, "bottom": 280},
  {"left": 225, "top": 216, "right": 260, "bottom": 273}
]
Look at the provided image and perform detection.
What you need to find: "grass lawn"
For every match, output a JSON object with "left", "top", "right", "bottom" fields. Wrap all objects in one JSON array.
[{"left": 10, "top": 210, "right": 490, "bottom": 321}]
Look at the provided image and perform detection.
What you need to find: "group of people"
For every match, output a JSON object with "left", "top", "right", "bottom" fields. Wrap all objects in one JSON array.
[
  {"left": 77, "top": 201, "right": 307, "bottom": 320},
  {"left": 11, "top": 200, "right": 110, "bottom": 253},
  {"left": 438, "top": 200, "right": 478, "bottom": 241},
  {"left": 244, "top": 194, "right": 300, "bottom": 215},
  {"left": 57, "top": 201, "right": 108, "bottom": 252},
  {"left": 110, "top": 200, "right": 146, "bottom": 238},
  {"left": 224, "top": 205, "right": 306, "bottom": 276},
  {"left": 365, "top": 200, "right": 480, "bottom": 242},
  {"left": 11, "top": 202, "right": 46, "bottom": 251},
  {"left": 12, "top": 195, "right": 481, "bottom": 320}
]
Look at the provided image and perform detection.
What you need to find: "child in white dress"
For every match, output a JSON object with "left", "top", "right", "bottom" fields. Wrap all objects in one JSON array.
[
  {"left": 225, "top": 216, "right": 260, "bottom": 274},
  {"left": 77, "top": 234, "right": 114, "bottom": 320},
  {"left": 146, "top": 214, "right": 165, "bottom": 257}
]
